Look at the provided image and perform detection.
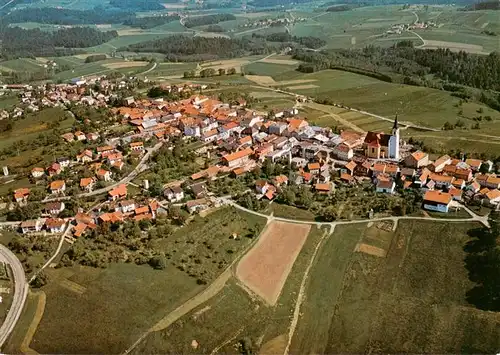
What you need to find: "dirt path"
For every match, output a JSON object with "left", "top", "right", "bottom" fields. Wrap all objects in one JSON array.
[
  {"left": 283, "top": 227, "right": 331, "bottom": 355},
  {"left": 304, "top": 103, "right": 365, "bottom": 133},
  {"left": 20, "top": 291, "right": 46, "bottom": 355}
]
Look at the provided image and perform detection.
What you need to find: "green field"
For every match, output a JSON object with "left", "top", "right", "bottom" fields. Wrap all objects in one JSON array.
[
  {"left": 291, "top": 220, "right": 500, "bottom": 354},
  {"left": 28, "top": 207, "right": 266, "bottom": 354},
  {"left": 244, "top": 61, "right": 298, "bottom": 77}
]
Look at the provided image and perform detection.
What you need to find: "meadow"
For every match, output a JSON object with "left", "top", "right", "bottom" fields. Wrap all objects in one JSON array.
[{"left": 291, "top": 220, "right": 500, "bottom": 354}]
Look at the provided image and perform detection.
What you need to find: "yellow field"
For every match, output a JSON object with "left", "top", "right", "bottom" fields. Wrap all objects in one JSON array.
[
  {"left": 245, "top": 75, "right": 276, "bottom": 85},
  {"left": 102, "top": 61, "right": 149, "bottom": 69},
  {"left": 287, "top": 84, "right": 318, "bottom": 90},
  {"left": 259, "top": 58, "right": 299, "bottom": 65},
  {"left": 422, "top": 40, "right": 487, "bottom": 54},
  {"left": 275, "top": 79, "right": 317, "bottom": 86}
]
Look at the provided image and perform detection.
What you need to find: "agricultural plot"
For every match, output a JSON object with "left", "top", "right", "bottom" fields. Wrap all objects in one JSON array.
[
  {"left": 236, "top": 221, "right": 310, "bottom": 305},
  {"left": 291, "top": 220, "right": 500, "bottom": 354},
  {"left": 244, "top": 62, "right": 298, "bottom": 78}
]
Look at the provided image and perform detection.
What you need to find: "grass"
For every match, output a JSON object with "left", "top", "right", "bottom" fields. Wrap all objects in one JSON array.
[
  {"left": 292, "top": 220, "right": 500, "bottom": 353},
  {"left": 0, "top": 95, "right": 20, "bottom": 110},
  {"left": 244, "top": 62, "right": 298, "bottom": 78},
  {"left": 270, "top": 203, "right": 316, "bottom": 221},
  {"left": 132, "top": 225, "right": 328, "bottom": 354},
  {"left": 32, "top": 264, "right": 204, "bottom": 354}
]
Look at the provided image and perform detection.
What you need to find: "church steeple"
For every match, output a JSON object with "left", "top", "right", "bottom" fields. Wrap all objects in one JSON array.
[{"left": 392, "top": 115, "right": 399, "bottom": 132}]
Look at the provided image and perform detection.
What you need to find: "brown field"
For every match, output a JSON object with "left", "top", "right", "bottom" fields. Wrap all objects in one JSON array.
[
  {"left": 73, "top": 53, "right": 107, "bottom": 60},
  {"left": 355, "top": 243, "right": 387, "bottom": 257},
  {"left": 161, "top": 3, "right": 187, "bottom": 8},
  {"left": 259, "top": 58, "right": 299, "bottom": 65},
  {"left": 236, "top": 221, "right": 310, "bottom": 305},
  {"left": 103, "top": 61, "right": 148, "bottom": 69},
  {"left": 287, "top": 84, "right": 318, "bottom": 90},
  {"left": 246, "top": 75, "right": 276, "bottom": 85}
]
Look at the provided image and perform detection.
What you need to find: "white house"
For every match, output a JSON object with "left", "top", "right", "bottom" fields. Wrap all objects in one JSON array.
[
  {"left": 423, "top": 190, "right": 452, "bottom": 213},
  {"left": 20, "top": 219, "right": 43, "bottom": 234},
  {"left": 116, "top": 200, "right": 136, "bottom": 214},
  {"left": 376, "top": 180, "right": 396, "bottom": 194},
  {"left": 333, "top": 143, "right": 353, "bottom": 161},
  {"left": 45, "top": 218, "right": 66, "bottom": 233},
  {"left": 164, "top": 186, "right": 184, "bottom": 202}
]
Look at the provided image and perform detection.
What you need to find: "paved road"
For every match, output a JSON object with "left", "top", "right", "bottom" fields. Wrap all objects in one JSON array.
[
  {"left": 78, "top": 141, "right": 163, "bottom": 198},
  {"left": 0, "top": 245, "right": 28, "bottom": 349},
  {"left": 138, "top": 62, "right": 157, "bottom": 76}
]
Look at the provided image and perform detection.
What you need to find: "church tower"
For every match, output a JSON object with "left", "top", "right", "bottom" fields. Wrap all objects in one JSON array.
[{"left": 389, "top": 115, "right": 400, "bottom": 160}]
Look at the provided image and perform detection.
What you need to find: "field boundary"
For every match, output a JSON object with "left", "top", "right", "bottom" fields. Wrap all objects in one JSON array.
[{"left": 20, "top": 290, "right": 46, "bottom": 355}]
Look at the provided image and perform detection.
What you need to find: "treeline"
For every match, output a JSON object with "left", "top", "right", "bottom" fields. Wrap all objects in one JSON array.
[
  {"left": 124, "top": 35, "right": 281, "bottom": 62},
  {"left": 85, "top": 54, "right": 107, "bottom": 63},
  {"left": 463, "top": 0, "right": 499, "bottom": 10},
  {"left": 109, "top": 0, "right": 165, "bottom": 11},
  {"left": 252, "top": 32, "right": 326, "bottom": 49},
  {"left": 293, "top": 43, "right": 500, "bottom": 91},
  {"left": 0, "top": 26, "right": 117, "bottom": 59},
  {"left": 123, "top": 14, "right": 180, "bottom": 29},
  {"left": 183, "top": 14, "right": 236, "bottom": 28},
  {"left": 3, "top": 7, "right": 133, "bottom": 25}
]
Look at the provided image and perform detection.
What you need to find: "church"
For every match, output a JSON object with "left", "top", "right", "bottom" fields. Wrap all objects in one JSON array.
[{"left": 363, "top": 117, "right": 400, "bottom": 160}]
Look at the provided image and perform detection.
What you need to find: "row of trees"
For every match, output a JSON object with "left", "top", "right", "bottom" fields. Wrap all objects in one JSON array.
[{"left": 252, "top": 32, "right": 326, "bottom": 49}]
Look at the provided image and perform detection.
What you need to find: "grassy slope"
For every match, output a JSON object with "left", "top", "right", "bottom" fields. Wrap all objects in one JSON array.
[{"left": 292, "top": 220, "right": 500, "bottom": 354}]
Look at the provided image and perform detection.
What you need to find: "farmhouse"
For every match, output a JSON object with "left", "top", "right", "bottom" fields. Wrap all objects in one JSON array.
[
  {"left": 405, "top": 151, "right": 429, "bottom": 168},
  {"left": 108, "top": 184, "right": 127, "bottom": 201},
  {"left": 50, "top": 180, "right": 66, "bottom": 194},
  {"left": 222, "top": 147, "right": 253, "bottom": 168},
  {"left": 31, "top": 167, "right": 45, "bottom": 178},
  {"left": 45, "top": 218, "right": 66, "bottom": 233},
  {"left": 423, "top": 190, "right": 452, "bottom": 213},
  {"left": 20, "top": 220, "right": 43, "bottom": 234}
]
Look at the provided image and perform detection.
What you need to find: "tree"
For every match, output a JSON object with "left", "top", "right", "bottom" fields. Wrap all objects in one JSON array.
[
  {"left": 218, "top": 68, "right": 226, "bottom": 76},
  {"left": 149, "top": 255, "right": 167, "bottom": 269},
  {"left": 227, "top": 67, "right": 236, "bottom": 75},
  {"left": 200, "top": 68, "right": 216, "bottom": 77},
  {"left": 30, "top": 271, "right": 49, "bottom": 288},
  {"left": 321, "top": 205, "right": 337, "bottom": 221}
]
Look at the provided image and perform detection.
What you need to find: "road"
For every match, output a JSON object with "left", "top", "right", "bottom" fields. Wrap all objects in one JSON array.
[
  {"left": 0, "top": 245, "right": 28, "bottom": 349},
  {"left": 138, "top": 62, "right": 157, "bottom": 76},
  {"left": 78, "top": 141, "right": 163, "bottom": 198}
]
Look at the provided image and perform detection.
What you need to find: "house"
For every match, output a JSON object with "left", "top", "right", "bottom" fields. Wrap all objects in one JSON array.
[
  {"left": 454, "top": 168, "right": 473, "bottom": 182},
  {"left": 485, "top": 175, "right": 500, "bottom": 189},
  {"left": 465, "top": 158, "right": 482, "bottom": 171},
  {"left": 191, "top": 182, "right": 207, "bottom": 199},
  {"left": 342, "top": 160, "right": 357, "bottom": 176},
  {"left": 97, "top": 145, "right": 115, "bottom": 156},
  {"left": 186, "top": 198, "right": 209, "bottom": 214},
  {"left": 97, "top": 169, "right": 112, "bottom": 182},
  {"left": 117, "top": 200, "right": 136, "bottom": 214},
  {"left": 448, "top": 188, "right": 463, "bottom": 201},
  {"left": 48, "top": 162, "right": 62, "bottom": 176},
  {"left": 315, "top": 183, "right": 333, "bottom": 194},
  {"left": 50, "top": 180, "right": 66, "bottom": 194},
  {"left": 340, "top": 173, "right": 354, "bottom": 184},
  {"left": 31, "top": 167, "right": 45, "bottom": 178},
  {"left": 74, "top": 131, "right": 86, "bottom": 141},
  {"left": 56, "top": 157, "right": 70, "bottom": 168},
  {"left": 355, "top": 161, "right": 372, "bottom": 177},
  {"left": 429, "top": 173, "right": 454, "bottom": 189},
  {"left": 423, "top": 190, "right": 452, "bottom": 213},
  {"left": 485, "top": 189, "right": 500, "bottom": 206},
  {"left": 45, "top": 202, "right": 65, "bottom": 215},
  {"left": 164, "top": 186, "right": 184, "bottom": 202},
  {"left": 333, "top": 143, "right": 353, "bottom": 161},
  {"left": 134, "top": 206, "right": 149, "bottom": 216},
  {"left": 45, "top": 218, "right": 66, "bottom": 233},
  {"left": 405, "top": 151, "right": 429, "bottom": 168},
  {"left": 430, "top": 155, "right": 451, "bottom": 173},
  {"left": 80, "top": 177, "right": 96, "bottom": 192},
  {"left": 308, "top": 162, "right": 321, "bottom": 175},
  {"left": 467, "top": 181, "right": 481, "bottom": 193},
  {"left": 130, "top": 141, "right": 144, "bottom": 152},
  {"left": 76, "top": 150, "right": 93, "bottom": 163},
  {"left": 99, "top": 211, "right": 124, "bottom": 224},
  {"left": 400, "top": 168, "right": 416, "bottom": 179},
  {"left": 108, "top": 184, "right": 127, "bottom": 201},
  {"left": 202, "top": 129, "right": 218, "bottom": 143},
  {"left": 273, "top": 175, "right": 288, "bottom": 187},
  {"left": 13, "top": 188, "right": 30, "bottom": 204},
  {"left": 222, "top": 147, "right": 253, "bottom": 168},
  {"left": 20, "top": 220, "right": 43, "bottom": 234},
  {"left": 376, "top": 179, "right": 396, "bottom": 194},
  {"left": 255, "top": 180, "right": 270, "bottom": 195},
  {"left": 61, "top": 133, "right": 74, "bottom": 142},
  {"left": 371, "top": 163, "right": 386, "bottom": 177},
  {"left": 106, "top": 152, "right": 123, "bottom": 166}
]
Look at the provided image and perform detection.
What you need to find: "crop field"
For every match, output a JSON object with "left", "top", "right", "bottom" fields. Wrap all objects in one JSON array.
[
  {"left": 291, "top": 220, "right": 500, "bottom": 354},
  {"left": 244, "top": 62, "right": 298, "bottom": 77},
  {"left": 131, "top": 225, "right": 327, "bottom": 354},
  {"left": 236, "top": 221, "right": 310, "bottom": 305}
]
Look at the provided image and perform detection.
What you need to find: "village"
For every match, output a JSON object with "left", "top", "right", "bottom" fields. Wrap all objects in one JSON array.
[{"left": 0, "top": 77, "right": 499, "bottom": 243}]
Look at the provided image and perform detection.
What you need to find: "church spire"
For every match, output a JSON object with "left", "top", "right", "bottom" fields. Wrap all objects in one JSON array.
[{"left": 393, "top": 115, "right": 399, "bottom": 130}]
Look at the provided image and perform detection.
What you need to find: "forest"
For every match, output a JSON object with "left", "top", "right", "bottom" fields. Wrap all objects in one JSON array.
[
  {"left": 124, "top": 35, "right": 282, "bottom": 61},
  {"left": 0, "top": 26, "right": 118, "bottom": 59},
  {"left": 109, "top": 0, "right": 166, "bottom": 11},
  {"left": 293, "top": 42, "right": 500, "bottom": 108},
  {"left": 183, "top": 14, "right": 236, "bottom": 28},
  {"left": 123, "top": 15, "right": 180, "bottom": 29},
  {"left": 2, "top": 7, "right": 133, "bottom": 25},
  {"left": 252, "top": 32, "right": 326, "bottom": 49}
]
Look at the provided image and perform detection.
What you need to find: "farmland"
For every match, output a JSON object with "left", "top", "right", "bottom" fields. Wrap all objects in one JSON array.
[
  {"left": 291, "top": 220, "right": 500, "bottom": 354},
  {"left": 24, "top": 207, "right": 267, "bottom": 354}
]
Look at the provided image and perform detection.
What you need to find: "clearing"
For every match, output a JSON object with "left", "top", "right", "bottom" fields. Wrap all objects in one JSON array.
[{"left": 236, "top": 221, "right": 311, "bottom": 305}]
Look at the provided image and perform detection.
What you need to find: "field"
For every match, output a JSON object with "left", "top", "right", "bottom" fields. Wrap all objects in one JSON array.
[
  {"left": 236, "top": 221, "right": 310, "bottom": 305},
  {"left": 27, "top": 207, "right": 266, "bottom": 354},
  {"left": 291, "top": 220, "right": 500, "bottom": 354},
  {"left": 130, "top": 225, "right": 327, "bottom": 354}
]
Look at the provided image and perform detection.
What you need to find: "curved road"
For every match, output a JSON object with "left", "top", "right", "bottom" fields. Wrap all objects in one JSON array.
[{"left": 0, "top": 245, "right": 28, "bottom": 349}]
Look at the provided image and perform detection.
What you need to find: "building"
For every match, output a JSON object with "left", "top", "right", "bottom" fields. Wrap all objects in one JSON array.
[
  {"left": 45, "top": 218, "right": 66, "bottom": 233},
  {"left": 363, "top": 117, "right": 400, "bottom": 160},
  {"left": 376, "top": 180, "right": 396, "bottom": 194},
  {"left": 485, "top": 189, "right": 500, "bottom": 206},
  {"left": 31, "top": 167, "right": 45, "bottom": 178},
  {"left": 255, "top": 180, "right": 270, "bottom": 195},
  {"left": 130, "top": 141, "right": 144, "bottom": 152},
  {"left": 80, "top": 177, "right": 96, "bottom": 192},
  {"left": 431, "top": 155, "right": 451, "bottom": 173},
  {"left": 405, "top": 151, "right": 429, "bottom": 168},
  {"left": 117, "top": 200, "right": 136, "bottom": 214},
  {"left": 423, "top": 190, "right": 452, "bottom": 213},
  {"left": 333, "top": 143, "right": 353, "bottom": 161},
  {"left": 222, "top": 147, "right": 253, "bottom": 168},
  {"left": 164, "top": 186, "right": 184, "bottom": 202},
  {"left": 186, "top": 198, "right": 209, "bottom": 214},
  {"left": 20, "top": 220, "right": 43, "bottom": 234},
  {"left": 13, "top": 188, "right": 30, "bottom": 204},
  {"left": 108, "top": 184, "right": 127, "bottom": 201},
  {"left": 45, "top": 202, "right": 65, "bottom": 215},
  {"left": 97, "top": 169, "right": 112, "bottom": 182},
  {"left": 50, "top": 180, "right": 66, "bottom": 194}
]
